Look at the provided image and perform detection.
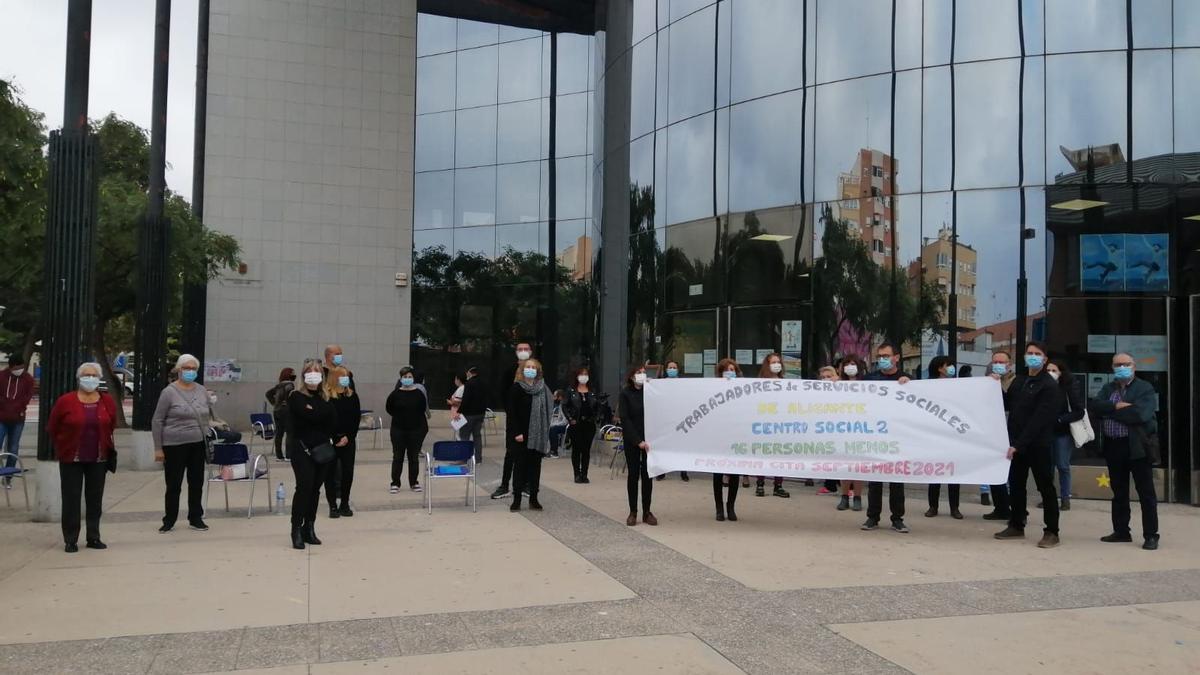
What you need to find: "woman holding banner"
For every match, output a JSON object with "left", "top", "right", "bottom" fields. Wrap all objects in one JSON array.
[
  {"left": 655, "top": 360, "right": 689, "bottom": 483},
  {"left": 754, "top": 354, "right": 791, "bottom": 499},
  {"left": 835, "top": 355, "right": 868, "bottom": 512},
  {"left": 618, "top": 366, "right": 656, "bottom": 526},
  {"left": 712, "top": 358, "right": 743, "bottom": 522},
  {"left": 925, "top": 356, "right": 964, "bottom": 519}
]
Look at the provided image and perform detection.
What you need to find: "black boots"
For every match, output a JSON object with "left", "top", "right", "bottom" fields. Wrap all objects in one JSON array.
[
  {"left": 291, "top": 525, "right": 305, "bottom": 550},
  {"left": 301, "top": 521, "right": 322, "bottom": 545}
]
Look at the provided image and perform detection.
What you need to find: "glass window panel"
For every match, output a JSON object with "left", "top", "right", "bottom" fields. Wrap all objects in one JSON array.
[
  {"left": 813, "top": 74, "right": 892, "bottom": 203},
  {"left": 497, "top": 221, "right": 546, "bottom": 256},
  {"left": 666, "top": 113, "right": 715, "bottom": 225},
  {"left": 542, "top": 35, "right": 552, "bottom": 98},
  {"left": 1045, "top": 52, "right": 1127, "bottom": 181},
  {"left": 662, "top": 217, "right": 723, "bottom": 308},
  {"left": 630, "top": 135, "right": 654, "bottom": 197},
  {"left": 1132, "top": 0, "right": 1172, "bottom": 48},
  {"left": 922, "top": 67, "right": 952, "bottom": 192},
  {"left": 1024, "top": 188, "right": 1048, "bottom": 322},
  {"left": 715, "top": 0, "right": 731, "bottom": 108},
  {"left": 1132, "top": 50, "right": 1173, "bottom": 169},
  {"left": 1021, "top": 0, "right": 1046, "bottom": 56},
  {"left": 658, "top": 0, "right": 670, "bottom": 29},
  {"left": 556, "top": 93, "right": 589, "bottom": 158},
  {"left": 730, "top": 0, "right": 805, "bottom": 102},
  {"left": 956, "top": 1, "right": 1021, "bottom": 62},
  {"left": 630, "top": 38, "right": 656, "bottom": 140},
  {"left": 1045, "top": 0, "right": 1126, "bottom": 53},
  {"left": 413, "top": 228, "right": 452, "bottom": 255},
  {"left": 497, "top": 161, "right": 542, "bottom": 225},
  {"left": 416, "top": 53, "right": 456, "bottom": 114},
  {"left": 555, "top": 219, "right": 592, "bottom": 281},
  {"left": 817, "top": 0, "right": 891, "bottom": 82},
  {"left": 457, "top": 19, "right": 498, "bottom": 50},
  {"left": 497, "top": 100, "right": 543, "bottom": 164},
  {"left": 956, "top": 59, "right": 1021, "bottom": 189},
  {"left": 455, "top": 106, "right": 497, "bottom": 168},
  {"left": 1178, "top": 0, "right": 1200, "bottom": 47},
  {"left": 414, "top": 170, "right": 454, "bottom": 229},
  {"left": 499, "top": 25, "right": 542, "bottom": 43},
  {"left": 655, "top": 130, "right": 668, "bottom": 227},
  {"left": 1022, "top": 56, "right": 1047, "bottom": 186},
  {"left": 924, "top": 0, "right": 952, "bottom": 66},
  {"left": 415, "top": 111, "right": 455, "bottom": 172},
  {"left": 955, "top": 190, "right": 1021, "bottom": 333},
  {"left": 895, "top": 0, "right": 922, "bottom": 71},
  {"left": 729, "top": 90, "right": 802, "bottom": 212},
  {"left": 417, "top": 14, "right": 457, "bottom": 57},
  {"left": 456, "top": 46, "right": 499, "bottom": 109},
  {"left": 498, "top": 38, "right": 543, "bottom": 103},
  {"left": 715, "top": 107, "right": 728, "bottom": 215},
  {"left": 728, "top": 206, "right": 813, "bottom": 303},
  {"left": 555, "top": 157, "right": 589, "bottom": 220},
  {"left": 672, "top": 0, "right": 712, "bottom": 22},
  {"left": 894, "top": 69, "right": 922, "bottom": 195},
  {"left": 454, "top": 225, "right": 496, "bottom": 259},
  {"left": 667, "top": 5, "right": 715, "bottom": 124},
  {"left": 1176, "top": 49, "right": 1200, "bottom": 154},
  {"left": 656, "top": 26, "right": 669, "bottom": 127},
  {"left": 455, "top": 166, "right": 497, "bottom": 227},
  {"left": 633, "top": 0, "right": 657, "bottom": 45},
  {"left": 557, "top": 34, "right": 592, "bottom": 95}
]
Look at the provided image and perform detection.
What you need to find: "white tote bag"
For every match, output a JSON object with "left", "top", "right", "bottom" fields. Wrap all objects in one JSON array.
[{"left": 1068, "top": 397, "right": 1095, "bottom": 448}]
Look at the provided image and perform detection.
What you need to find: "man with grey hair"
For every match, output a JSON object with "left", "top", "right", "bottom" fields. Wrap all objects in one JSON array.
[
  {"left": 323, "top": 344, "right": 356, "bottom": 389},
  {"left": 1089, "top": 352, "right": 1161, "bottom": 550}
]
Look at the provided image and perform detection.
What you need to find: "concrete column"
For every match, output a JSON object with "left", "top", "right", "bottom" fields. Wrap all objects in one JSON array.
[
  {"left": 130, "top": 430, "right": 159, "bottom": 471},
  {"left": 33, "top": 460, "right": 62, "bottom": 523}
]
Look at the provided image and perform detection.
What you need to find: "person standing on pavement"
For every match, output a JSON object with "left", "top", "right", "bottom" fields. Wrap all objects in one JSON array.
[
  {"left": 1043, "top": 359, "right": 1083, "bottom": 512},
  {"left": 0, "top": 354, "right": 35, "bottom": 487},
  {"left": 618, "top": 365, "right": 656, "bottom": 526},
  {"left": 655, "top": 360, "right": 688, "bottom": 483},
  {"left": 993, "top": 341, "right": 1063, "bottom": 549},
  {"left": 712, "top": 358, "right": 744, "bottom": 522},
  {"left": 754, "top": 354, "right": 791, "bottom": 499},
  {"left": 982, "top": 350, "right": 1016, "bottom": 520},
  {"left": 323, "top": 344, "right": 355, "bottom": 388},
  {"left": 454, "top": 366, "right": 488, "bottom": 463},
  {"left": 47, "top": 362, "right": 117, "bottom": 552},
  {"left": 491, "top": 342, "right": 534, "bottom": 500},
  {"left": 836, "top": 355, "right": 867, "bottom": 512},
  {"left": 925, "top": 356, "right": 963, "bottom": 520},
  {"left": 287, "top": 359, "right": 338, "bottom": 549},
  {"left": 152, "top": 354, "right": 211, "bottom": 534},
  {"left": 323, "top": 366, "right": 361, "bottom": 518},
  {"left": 386, "top": 366, "right": 429, "bottom": 494},
  {"left": 861, "top": 343, "right": 911, "bottom": 534},
  {"left": 508, "top": 358, "right": 552, "bottom": 512},
  {"left": 266, "top": 368, "right": 296, "bottom": 460},
  {"left": 1089, "top": 352, "right": 1160, "bottom": 551},
  {"left": 564, "top": 366, "right": 599, "bottom": 484}
]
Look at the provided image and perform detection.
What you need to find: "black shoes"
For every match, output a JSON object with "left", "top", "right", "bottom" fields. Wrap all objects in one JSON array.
[
  {"left": 491, "top": 486, "right": 510, "bottom": 500},
  {"left": 189, "top": 520, "right": 209, "bottom": 531},
  {"left": 950, "top": 508, "right": 964, "bottom": 520},
  {"left": 726, "top": 505, "right": 738, "bottom": 522},
  {"left": 1143, "top": 536, "right": 1160, "bottom": 551},
  {"left": 579, "top": 476, "right": 590, "bottom": 484},
  {"left": 756, "top": 485, "right": 766, "bottom": 497},
  {"left": 529, "top": 498, "right": 543, "bottom": 511},
  {"left": 301, "top": 523, "right": 321, "bottom": 545},
  {"left": 981, "top": 493, "right": 992, "bottom": 506},
  {"left": 1060, "top": 498, "right": 1071, "bottom": 511},
  {"left": 891, "top": 520, "right": 910, "bottom": 533},
  {"left": 574, "top": 476, "right": 584, "bottom": 484},
  {"left": 837, "top": 495, "right": 850, "bottom": 511},
  {"left": 1100, "top": 532, "right": 1133, "bottom": 543},
  {"left": 715, "top": 506, "right": 725, "bottom": 522},
  {"left": 773, "top": 486, "right": 790, "bottom": 498},
  {"left": 338, "top": 505, "right": 354, "bottom": 517},
  {"left": 510, "top": 501, "right": 522, "bottom": 512},
  {"left": 982, "top": 510, "right": 1010, "bottom": 521},
  {"left": 994, "top": 526, "right": 1025, "bottom": 539},
  {"left": 329, "top": 506, "right": 341, "bottom": 519},
  {"left": 925, "top": 508, "right": 938, "bottom": 518},
  {"left": 291, "top": 525, "right": 305, "bottom": 550},
  {"left": 86, "top": 540, "right": 107, "bottom": 550},
  {"left": 158, "top": 524, "right": 173, "bottom": 533},
  {"left": 861, "top": 518, "right": 879, "bottom": 530},
  {"left": 851, "top": 496, "right": 863, "bottom": 511},
  {"left": 65, "top": 543, "right": 79, "bottom": 553},
  {"left": 680, "top": 472, "right": 689, "bottom": 482}
]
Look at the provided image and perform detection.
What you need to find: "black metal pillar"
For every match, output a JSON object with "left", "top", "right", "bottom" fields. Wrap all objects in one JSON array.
[
  {"left": 542, "top": 31, "right": 559, "bottom": 386},
  {"left": 37, "top": 0, "right": 99, "bottom": 462},
  {"left": 133, "top": 0, "right": 173, "bottom": 429},
  {"left": 182, "top": 0, "right": 210, "bottom": 380},
  {"left": 1015, "top": 0, "right": 1028, "bottom": 354}
]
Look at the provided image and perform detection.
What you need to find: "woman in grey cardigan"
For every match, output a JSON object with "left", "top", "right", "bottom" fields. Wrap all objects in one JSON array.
[{"left": 152, "top": 354, "right": 212, "bottom": 533}]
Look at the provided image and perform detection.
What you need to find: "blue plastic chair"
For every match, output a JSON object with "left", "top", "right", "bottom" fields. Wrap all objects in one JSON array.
[
  {"left": 248, "top": 413, "right": 275, "bottom": 458},
  {"left": 0, "top": 453, "right": 29, "bottom": 509},
  {"left": 204, "top": 443, "right": 271, "bottom": 517},
  {"left": 424, "top": 440, "right": 476, "bottom": 514}
]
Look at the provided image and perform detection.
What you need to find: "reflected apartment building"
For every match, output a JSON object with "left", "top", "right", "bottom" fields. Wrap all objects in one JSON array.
[{"left": 201, "top": 1, "right": 1200, "bottom": 501}]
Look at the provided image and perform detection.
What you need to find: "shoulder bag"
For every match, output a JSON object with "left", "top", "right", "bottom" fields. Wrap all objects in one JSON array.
[
  {"left": 1066, "top": 395, "right": 1095, "bottom": 448},
  {"left": 300, "top": 439, "right": 337, "bottom": 465},
  {"left": 179, "top": 385, "right": 216, "bottom": 462}
]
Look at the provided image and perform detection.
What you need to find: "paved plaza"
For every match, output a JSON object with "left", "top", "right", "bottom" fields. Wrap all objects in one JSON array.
[{"left": 0, "top": 418, "right": 1198, "bottom": 674}]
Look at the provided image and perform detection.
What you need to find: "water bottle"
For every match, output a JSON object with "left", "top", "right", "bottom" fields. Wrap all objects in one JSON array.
[{"left": 276, "top": 482, "right": 286, "bottom": 511}]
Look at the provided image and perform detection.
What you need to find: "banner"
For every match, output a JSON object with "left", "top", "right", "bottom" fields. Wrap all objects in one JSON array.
[{"left": 643, "top": 377, "right": 1010, "bottom": 484}]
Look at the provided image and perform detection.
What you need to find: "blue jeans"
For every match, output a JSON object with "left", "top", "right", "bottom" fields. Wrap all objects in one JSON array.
[
  {"left": 1052, "top": 433, "right": 1072, "bottom": 498},
  {"left": 0, "top": 421, "right": 24, "bottom": 468}
]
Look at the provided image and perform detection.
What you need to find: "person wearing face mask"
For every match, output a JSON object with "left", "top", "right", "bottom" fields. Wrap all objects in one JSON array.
[
  {"left": 266, "top": 368, "right": 296, "bottom": 461},
  {"left": 993, "top": 342, "right": 1063, "bottom": 549},
  {"left": 206, "top": 391, "right": 242, "bottom": 444},
  {"left": 508, "top": 359, "right": 552, "bottom": 512},
  {"left": 1040, "top": 359, "right": 1083, "bottom": 512},
  {"left": 0, "top": 354, "right": 35, "bottom": 488},
  {"left": 323, "top": 344, "right": 356, "bottom": 389},
  {"left": 455, "top": 366, "right": 488, "bottom": 463},
  {"left": 564, "top": 367, "right": 599, "bottom": 483},
  {"left": 491, "top": 342, "right": 535, "bottom": 500},
  {"left": 754, "top": 354, "right": 791, "bottom": 499},
  {"left": 862, "top": 343, "right": 911, "bottom": 534},
  {"left": 835, "top": 355, "right": 867, "bottom": 511},
  {"left": 924, "top": 356, "right": 963, "bottom": 519},
  {"left": 152, "top": 354, "right": 212, "bottom": 533},
  {"left": 287, "top": 359, "right": 338, "bottom": 549},
  {"left": 322, "top": 366, "right": 360, "bottom": 518},
  {"left": 386, "top": 366, "right": 429, "bottom": 494},
  {"left": 655, "top": 361, "right": 689, "bottom": 483},
  {"left": 1089, "top": 352, "right": 1160, "bottom": 550},
  {"left": 619, "top": 366, "right": 656, "bottom": 526},
  {"left": 981, "top": 350, "right": 1016, "bottom": 519},
  {"left": 712, "top": 359, "right": 744, "bottom": 522},
  {"left": 48, "top": 363, "right": 118, "bottom": 552}
]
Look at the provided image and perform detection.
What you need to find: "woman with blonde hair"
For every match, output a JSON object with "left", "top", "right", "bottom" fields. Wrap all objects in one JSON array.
[
  {"left": 507, "top": 358, "right": 553, "bottom": 512},
  {"left": 152, "top": 354, "right": 211, "bottom": 533},
  {"left": 322, "top": 366, "right": 361, "bottom": 518},
  {"left": 287, "top": 358, "right": 337, "bottom": 549}
]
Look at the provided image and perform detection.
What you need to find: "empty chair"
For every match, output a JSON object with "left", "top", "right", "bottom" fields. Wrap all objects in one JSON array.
[
  {"left": 0, "top": 452, "right": 29, "bottom": 509},
  {"left": 249, "top": 413, "right": 275, "bottom": 457},
  {"left": 424, "top": 440, "right": 477, "bottom": 514}
]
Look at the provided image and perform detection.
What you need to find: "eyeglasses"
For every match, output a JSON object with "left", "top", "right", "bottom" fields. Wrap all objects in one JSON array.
[{"left": 1113, "top": 361, "right": 1135, "bottom": 368}]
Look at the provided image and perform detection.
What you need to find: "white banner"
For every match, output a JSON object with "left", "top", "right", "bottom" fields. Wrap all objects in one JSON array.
[{"left": 644, "top": 377, "right": 1010, "bottom": 484}]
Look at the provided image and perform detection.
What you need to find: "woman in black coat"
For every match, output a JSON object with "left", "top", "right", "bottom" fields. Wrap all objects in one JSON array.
[
  {"left": 1044, "top": 359, "right": 1084, "bottom": 512},
  {"left": 564, "top": 366, "right": 599, "bottom": 483},
  {"left": 287, "top": 359, "right": 338, "bottom": 550},
  {"left": 618, "top": 366, "right": 655, "bottom": 527},
  {"left": 386, "top": 365, "right": 429, "bottom": 493},
  {"left": 323, "top": 366, "right": 361, "bottom": 518},
  {"left": 925, "top": 356, "right": 963, "bottom": 519}
]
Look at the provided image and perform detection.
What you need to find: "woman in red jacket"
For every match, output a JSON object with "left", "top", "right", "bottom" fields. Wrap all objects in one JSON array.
[{"left": 47, "top": 362, "right": 117, "bottom": 553}]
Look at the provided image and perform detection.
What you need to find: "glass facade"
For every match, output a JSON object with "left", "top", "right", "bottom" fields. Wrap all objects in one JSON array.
[{"left": 413, "top": 15, "right": 598, "bottom": 407}]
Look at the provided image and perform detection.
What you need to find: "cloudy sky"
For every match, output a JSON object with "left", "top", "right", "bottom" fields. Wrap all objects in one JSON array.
[{"left": 0, "top": 0, "right": 200, "bottom": 200}]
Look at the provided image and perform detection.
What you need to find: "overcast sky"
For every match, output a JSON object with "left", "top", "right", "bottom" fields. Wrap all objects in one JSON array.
[{"left": 0, "top": 0, "right": 200, "bottom": 200}]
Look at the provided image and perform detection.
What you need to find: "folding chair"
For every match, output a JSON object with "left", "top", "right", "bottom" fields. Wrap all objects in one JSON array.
[
  {"left": 0, "top": 453, "right": 30, "bottom": 509},
  {"left": 600, "top": 425, "right": 627, "bottom": 480},
  {"left": 483, "top": 408, "right": 499, "bottom": 447},
  {"left": 204, "top": 443, "right": 272, "bottom": 517},
  {"left": 249, "top": 413, "right": 275, "bottom": 457},
  {"left": 424, "top": 440, "right": 477, "bottom": 514},
  {"left": 359, "top": 410, "right": 383, "bottom": 449}
]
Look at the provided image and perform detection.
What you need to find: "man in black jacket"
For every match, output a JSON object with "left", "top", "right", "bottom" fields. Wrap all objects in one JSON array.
[
  {"left": 456, "top": 367, "right": 487, "bottom": 463},
  {"left": 1089, "top": 352, "right": 1160, "bottom": 550},
  {"left": 861, "top": 343, "right": 912, "bottom": 534}
]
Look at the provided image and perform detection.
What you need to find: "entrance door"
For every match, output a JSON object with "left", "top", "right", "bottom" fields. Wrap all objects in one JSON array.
[{"left": 660, "top": 305, "right": 809, "bottom": 378}]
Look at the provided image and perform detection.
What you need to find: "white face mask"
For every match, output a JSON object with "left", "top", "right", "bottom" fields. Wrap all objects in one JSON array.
[
  {"left": 303, "top": 372, "right": 323, "bottom": 387},
  {"left": 577, "top": 375, "right": 589, "bottom": 384},
  {"left": 1048, "top": 371, "right": 1061, "bottom": 381},
  {"left": 769, "top": 362, "right": 783, "bottom": 374},
  {"left": 208, "top": 393, "right": 219, "bottom": 404},
  {"left": 516, "top": 350, "right": 532, "bottom": 361},
  {"left": 843, "top": 364, "right": 859, "bottom": 377},
  {"left": 633, "top": 373, "right": 647, "bottom": 385},
  {"left": 10, "top": 369, "right": 24, "bottom": 377},
  {"left": 79, "top": 376, "right": 100, "bottom": 392}
]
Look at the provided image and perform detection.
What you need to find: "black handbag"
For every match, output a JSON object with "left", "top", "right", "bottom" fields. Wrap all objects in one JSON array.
[{"left": 302, "top": 440, "right": 337, "bottom": 465}]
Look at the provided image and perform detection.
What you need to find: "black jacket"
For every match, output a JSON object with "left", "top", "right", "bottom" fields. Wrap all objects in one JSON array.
[
  {"left": 865, "top": 369, "right": 910, "bottom": 382},
  {"left": 618, "top": 386, "right": 646, "bottom": 450},
  {"left": 1005, "top": 371, "right": 1064, "bottom": 452},
  {"left": 1089, "top": 377, "right": 1158, "bottom": 460},
  {"left": 330, "top": 391, "right": 361, "bottom": 443},
  {"left": 563, "top": 387, "right": 598, "bottom": 424},
  {"left": 458, "top": 375, "right": 487, "bottom": 416},
  {"left": 506, "top": 382, "right": 532, "bottom": 446},
  {"left": 386, "top": 388, "right": 429, "bottom": 432},
  {"left": 287, "top": 390, "right": 337, "bottom": 450}
]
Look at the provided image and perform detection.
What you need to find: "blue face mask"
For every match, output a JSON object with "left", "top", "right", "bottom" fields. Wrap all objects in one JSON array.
[
  {"left": 1024, "top": 354, "right": 1045, "bottom": 370},
  {"left": 331, "top": 354, "right": 343, "bottom": 366},
  {"left": 876, "top": 357, "right": 893, "bottom": 371},
  {"left": 945, "top": 365, "right": 957, "bottom": 377},
  {"left": 180, "top": 369, "right": 198, "bottom": 383},
  {"left": 991, "top": 363, "right": 1008, "bottom": 376},
  {"left": 1113, "top": 365, "right": 1134, "bottom": 380},
  {"left": 666, "top": 367, "right": 679, "bottom": 378},
  {"left": 338, "top": 376, "right": 350, "bottom": 388},
  {"left": 400, "top": 376, "right": 414, "bottom": 387},
  {"left": 523, "top": 368, "right": 538, "bottom": 380},
  {"left": 722, "top": 370, "right": 737, "bottom": 380}
]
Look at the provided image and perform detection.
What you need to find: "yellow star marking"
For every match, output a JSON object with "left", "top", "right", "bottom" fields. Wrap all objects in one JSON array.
[{"left": 1097, "top": 473, "right": 1111, "bottom": 488}]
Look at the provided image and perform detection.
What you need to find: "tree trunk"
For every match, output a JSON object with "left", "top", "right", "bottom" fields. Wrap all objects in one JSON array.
[{"left": 94, "top": 319, "right": 130, "bottom": 428}]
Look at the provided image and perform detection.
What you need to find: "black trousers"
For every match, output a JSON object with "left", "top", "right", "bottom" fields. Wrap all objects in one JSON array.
[
  {"left": 712, "top": 474, "right": 740, "bottom": 508},
  {"left": 60, "top": 461, "right": 107, "bottom": 544},
  {"left": 928, "top": 484, "right": 960, "bottom": 509},
  {"left": 390, "top": 428, "right": 427, "bottom": 487},
  {"left": 624, "top": 445, "right": 652, "bottom": 513},
  {"left": 569, "top": 420, "right": 596, "bottom": 479},
  {"left": 989, "top": 482, "right": 1011, "bottom": 514},
  {"left": 289, "top": 439, "right": 329, "bottom": 527},
  {"left": 1104, "top": 436, "right": 1159, "bottom": 539},
  {"left": 1008, "top": 443, "right": 1059, "bottom": 534},
  {"left": 458, "top": 414, "right": 484, "bottom": 462},
  {"left": 323, "top": 440, "right": 357, "bottom": 508},
  {"left": 273, "top": 412, "right": 289, "bottom": 459},
  {"left": 512, "top": 445, "right": 543, "bottom": 501},
  {"left": 501, "top": 443, "right": 519, "bottom": 490},
  {"left": 163, "top": 441, "right": 207, "bottom": 528},
  {"left": 867, "top": 482, "right": 905, "bottom": 523}
]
